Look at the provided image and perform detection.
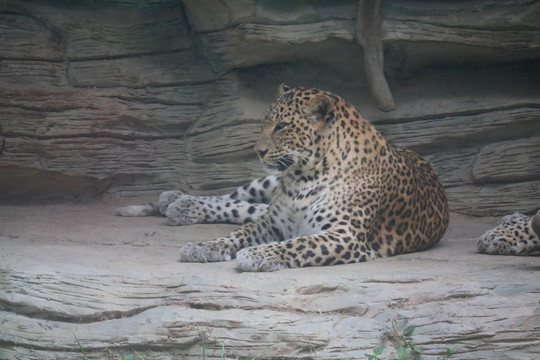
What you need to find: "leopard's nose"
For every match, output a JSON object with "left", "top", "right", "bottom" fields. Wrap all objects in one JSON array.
[{"left": 258, "top": 149, "right": 268, "bottom": 158}]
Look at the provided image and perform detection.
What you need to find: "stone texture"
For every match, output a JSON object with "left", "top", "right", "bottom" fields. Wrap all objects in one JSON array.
[
  {"left": 0, "top": 201, "right": 539, "bottom": 359},
  {"left": 0, "top": 0, "right": 539, "bottom": 216},
  {"left": 472, "top": 137, "right": 540, "bottom": 184}
]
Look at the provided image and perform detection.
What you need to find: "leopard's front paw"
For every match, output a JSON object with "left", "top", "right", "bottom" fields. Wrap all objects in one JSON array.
[
  {"left": 235, "top": 247, "right": 290, "bottom": 272},
  {"left": 179, "top": 241, "right": 235, "bottom": 263}
]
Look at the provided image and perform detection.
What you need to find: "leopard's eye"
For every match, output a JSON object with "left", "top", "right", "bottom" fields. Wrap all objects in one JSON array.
[{"left": 273, "top": 122, "right": 289, "bottom": 133}]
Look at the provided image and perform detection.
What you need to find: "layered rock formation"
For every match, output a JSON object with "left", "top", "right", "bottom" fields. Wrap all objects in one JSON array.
[{"left": 0, "top": 0, "right": 539, "bottom": 215}]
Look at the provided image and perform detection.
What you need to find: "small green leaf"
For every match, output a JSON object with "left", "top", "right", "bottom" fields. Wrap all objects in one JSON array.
[
  {"left": 116, "top": 355, "right": 134, "bottom": 360},
  {"left": 374, "top": 347, "right": 385, "bottom": 355},
  {"left": 396, "top": 343, "right": 407, "bottom": 354},
  {"left": 402, "top": 325, "right": 416, "bottom": 337},
  {"left": 413, "top": 345, "right": 425, "bottom": 354}
]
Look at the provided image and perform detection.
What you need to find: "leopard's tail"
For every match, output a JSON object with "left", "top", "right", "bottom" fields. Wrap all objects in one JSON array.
[{"left": 115, "top": 203, "right": 159, "bottom": 217}]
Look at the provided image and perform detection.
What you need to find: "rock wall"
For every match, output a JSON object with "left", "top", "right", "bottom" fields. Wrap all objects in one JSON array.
[{"left": 0, "top": 0, "right": 539, "bottom": 215}]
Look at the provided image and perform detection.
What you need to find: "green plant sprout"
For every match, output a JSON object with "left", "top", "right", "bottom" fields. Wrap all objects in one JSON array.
[
  {"left": 73, "top": 333, "right": 91, "bottom": 360},
  {"left": 115, "top": 352, "right": 145, "bottom": 360},
  {"left": 364, "top": 319, "right": 455, "bottom": 360}
]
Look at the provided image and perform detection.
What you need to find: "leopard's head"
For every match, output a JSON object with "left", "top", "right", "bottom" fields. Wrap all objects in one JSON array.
[{"left": 254, "top": 84, "right": 337, "bottom": 171}]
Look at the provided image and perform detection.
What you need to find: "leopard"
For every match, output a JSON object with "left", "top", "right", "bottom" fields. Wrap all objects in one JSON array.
[
  {"left": 116, "top": 84, "right": 450, "bottom": 271},
  {"left": 477, "top": 210, "right": 540, "bottom": 256}
]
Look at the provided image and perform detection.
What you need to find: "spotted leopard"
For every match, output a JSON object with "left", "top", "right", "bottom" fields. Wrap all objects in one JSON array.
[
  {"left": 477, "top": 210, "right": 540, "bottom": 256},
  {"left": 117, "top": 85, "right": 450, "bottom": 271}
]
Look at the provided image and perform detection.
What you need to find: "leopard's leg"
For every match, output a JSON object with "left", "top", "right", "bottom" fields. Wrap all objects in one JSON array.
[
  {"left": 235, "top": 229, "right": 378, "bottom": 272},
  {"left": 166, "top": 195, "right": 269, "bottom": 226},
  {"left": 115, "top": 175, "right": 280, "bottom": 223},
  {"left": 179, "top": 214, "right": 280, "bottom": 262},
  {"left": 227, "top": 175, "right": 280, "bottom": 204},
  {"left": 180, "top": 206, "right": 379, "bottom": 270},
  {"left": 165, "top": 175, "right": 279, "bottom": 226}
]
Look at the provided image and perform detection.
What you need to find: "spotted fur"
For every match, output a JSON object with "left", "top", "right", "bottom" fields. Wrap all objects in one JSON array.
[
  {"left": 176, "top": 85, "right": 450, "bottom": 271},
  {"left": 477, "top": 211, "right": 540, "bottom": 256},
  {"left": 115, "top": 175, "right": 278, "bottom": 225}
]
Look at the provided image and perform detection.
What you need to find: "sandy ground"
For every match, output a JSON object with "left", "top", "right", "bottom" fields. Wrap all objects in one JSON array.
[
  {"left": 0, "top": 197, "right": 504, "bottom": 275},
  {"left": 0, "top": 197, "right": 238, "bottom": 273}
]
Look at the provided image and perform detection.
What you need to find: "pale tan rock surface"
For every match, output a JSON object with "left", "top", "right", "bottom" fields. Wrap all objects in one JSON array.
[{"left": 0, "top": 200, "right": 539, "bottom": 359}]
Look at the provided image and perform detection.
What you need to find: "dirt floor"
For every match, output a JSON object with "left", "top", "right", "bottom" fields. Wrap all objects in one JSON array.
[{"left": 0, "top": 198, "right": 539, "bottom": 360}]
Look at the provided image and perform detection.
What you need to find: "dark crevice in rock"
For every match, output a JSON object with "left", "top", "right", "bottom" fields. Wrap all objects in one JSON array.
[
  {"left": 67, "top": 48, "right": 195, "bottom": 62},
  {"left": 0, "top": 301, "right": 159, "bottom": 324}
]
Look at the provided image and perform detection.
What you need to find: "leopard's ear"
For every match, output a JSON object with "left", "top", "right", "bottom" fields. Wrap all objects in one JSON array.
[
  {"left": 305, "top": 93, "right": 335, "bottom": 125},
  {"left": 278, "top": 83, "right": 290, "bottom": 95}
]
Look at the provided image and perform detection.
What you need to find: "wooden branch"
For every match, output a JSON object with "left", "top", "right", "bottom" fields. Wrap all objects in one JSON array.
[{"left": 356, "top": 0, "right": 395, "bottom": 112}]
